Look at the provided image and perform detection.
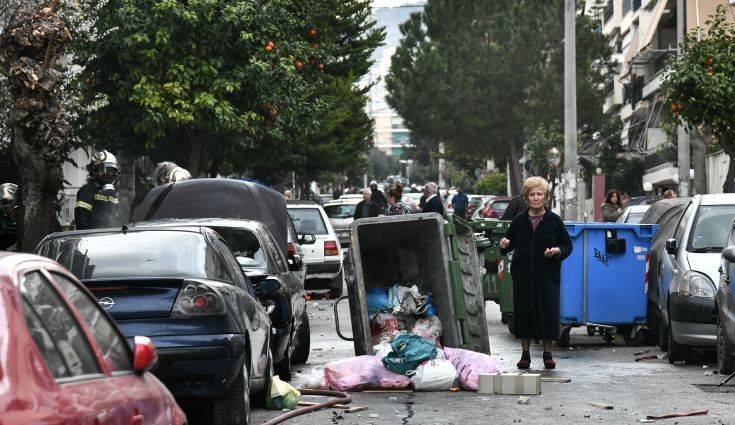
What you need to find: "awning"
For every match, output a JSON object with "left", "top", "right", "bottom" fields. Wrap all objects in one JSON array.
[{"left": 639, "top": 0, "right": 669, "bottom": 53}]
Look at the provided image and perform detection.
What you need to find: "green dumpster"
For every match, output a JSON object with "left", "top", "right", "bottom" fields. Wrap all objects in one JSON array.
[{"left": 469, "top": 218, "right": 515, "bottom": 333}]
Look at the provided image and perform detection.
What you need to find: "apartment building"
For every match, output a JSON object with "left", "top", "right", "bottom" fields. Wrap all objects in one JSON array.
[{"left": 601, "top": 0, "right": 734, "bottom": 193}]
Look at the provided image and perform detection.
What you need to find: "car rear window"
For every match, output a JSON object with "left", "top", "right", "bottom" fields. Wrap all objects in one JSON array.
[
  {"left": 214, "top": 227, "right": 267, "bottom": 269},
  {"left": 492, "top": 200, "right": 509, "bottom": 211},
  {"left": 324, "top": 204, "right": 357, "bottom": 219},
  {"left": 39, "top": 231, "right": 228, "bottom": 281},
  {"left": 626, "top": 212, "right": 645, "bottom": 224},
  {"left": 688, "top": 205, "right": 735, "bottom": 252},
  {"left": 288, "top": 208, "right": 329, "bottom": 235}
]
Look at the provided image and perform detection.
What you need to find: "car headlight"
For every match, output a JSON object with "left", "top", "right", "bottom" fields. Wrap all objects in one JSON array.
[{"left": 676, "top": 271, "right": 716, "bottom": 297}]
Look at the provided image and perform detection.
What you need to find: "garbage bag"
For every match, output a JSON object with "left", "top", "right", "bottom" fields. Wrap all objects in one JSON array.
[
  {"left": 266, "top": 375, "right": 301, "bottom": 410},
  {"left": 443, "top": 347, "right": 504, "bottom": 391},
  {"left": 373, "top": 341, "right": 393, "bottom": 359},
  {"left": 293, "top": 368, "right": 326, "bottom": 390},
  {"left": 370, "top": 312, "right": 400, "bottom": 344},
  {"left": 382, "top": 333, "right": 438, "bottom": 375},
  {"left": 411, "top": 316, "right": 443, "bottom": 346},
  {"left": 367, "top": 287, "right": 390, "bottom": 315},
  {"left": 324, "top": 355, "right": 411, "bottom": 392},
  {"left": 408, "top": 359, "right": 457, "bottom": 391},
  {"left": 418, "top": 293, "right": 437, "bottom": 318}
]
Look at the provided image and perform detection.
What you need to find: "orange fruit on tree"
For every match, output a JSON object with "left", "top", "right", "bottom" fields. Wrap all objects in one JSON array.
[
  {"left": 295, "top": 60, "right": 303, "bottom": 70},
  {"left": 706, "top": 57, "right": 713, "bottom": 66},
  {"left": 308, "top": 29, "right": 317, "bottom": 38}
]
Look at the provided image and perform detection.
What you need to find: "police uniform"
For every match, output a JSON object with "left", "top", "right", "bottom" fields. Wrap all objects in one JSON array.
[{"left": 75, "top": 181, "right": 119, "bottom": 230}]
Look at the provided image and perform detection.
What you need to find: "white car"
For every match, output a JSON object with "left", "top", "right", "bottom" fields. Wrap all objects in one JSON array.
[
  {"left": 287, "top": 200, "right": 344, "bottom": 297},
  {"left": 323, "top": 194, "right": 363, "bottom": 247},
  {"left": 616, "top": 204, "right": 650, "bottom": 223}
]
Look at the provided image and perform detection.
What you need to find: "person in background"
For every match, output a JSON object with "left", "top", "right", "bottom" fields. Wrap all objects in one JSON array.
[
  {"left": 499, "top": 177, "right": 572, "bottom": 370},
  {"left": 333, "top": 184, "right": 343, "bottom": 200},
  {"left": 354, "top": 188, "right": 381, "bottom": 219},
  {"left": 500, "top": 194, "right": 528, "bottom": 221},
  {"left": 284, "top": 189, "right": 293, "bottom": 200},
  {"left": 0, "top": 183, "right": 19, "bottom": 250},
  {"left": 421, "top": 182, "right": 445, "bottom": 215},
  {"left": 663, "top": 189, "right": 677, "bottom": 199},
  {"left": 370, "top": 180, "right": 388, "bottom": 210},
  {"left": 154, "top": 161, "right": 192, "bottom": 186},
  {"left": 75, "top": 150, "right": 119, "bottom": 230},
  {"left": 452, "top": 187, "right": 469, "bottom": 219},
  {"left": 409, "top": 183, "right": 421, "bottom": 193},
  {"left": 601, "top": 189, "right": 623, "bottom": 222},
  {"left": 386, "top": 183, "right": 412, "bottom": 215}
]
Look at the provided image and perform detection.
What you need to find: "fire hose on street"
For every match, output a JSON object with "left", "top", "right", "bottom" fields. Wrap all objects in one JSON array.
[{"left": 260, "top": 389, "right": 353, "bottom": 425}]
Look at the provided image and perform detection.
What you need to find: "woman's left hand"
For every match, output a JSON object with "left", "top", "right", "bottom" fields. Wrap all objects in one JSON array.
[{"left": 544, "top": 247, "right": 561, "bottom": 258}]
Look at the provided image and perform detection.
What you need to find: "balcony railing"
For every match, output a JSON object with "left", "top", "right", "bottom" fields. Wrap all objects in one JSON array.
[{"left": 603, "top": 1, "right": 614, "bottom": 24}]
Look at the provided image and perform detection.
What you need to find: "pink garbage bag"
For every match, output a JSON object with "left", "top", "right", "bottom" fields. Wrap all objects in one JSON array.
[
  {"left": 443, "top": 347, "right": 503, "bottom": 391},
  {"left": 324, "top": 355, "right": 412, "bottom": 392}
]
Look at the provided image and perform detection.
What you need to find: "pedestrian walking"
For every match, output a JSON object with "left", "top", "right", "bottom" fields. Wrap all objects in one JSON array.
[
  {"left": 353, "top": 188, "right": 381, "bottom": 219},
  {"left": 452, "top": 187, "right": 469, "bottom": 219},
  {"left": 386, "top": 183, "right": 412, "bottom": 215},
  {"left": 421, "top": 182, "right": 445, "bottom": 215},
  {"left": 370, "top": 180, "right": 388, "bottom": 211},
  {"left": 601, "top": 189, "right": 623, "bottom": 222},
  {"left": 499, "top": 176, "right": 573, "bottom": 370}
]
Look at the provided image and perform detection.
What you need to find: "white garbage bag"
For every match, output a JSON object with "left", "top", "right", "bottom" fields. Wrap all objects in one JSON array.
[{"left": 408, "top": 359, "right": 457, "bottom": 391}]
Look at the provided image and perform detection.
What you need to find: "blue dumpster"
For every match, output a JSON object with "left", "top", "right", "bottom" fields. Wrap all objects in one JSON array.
[{"left": 558, "top": 223, "right": 658, "bottom": 347}]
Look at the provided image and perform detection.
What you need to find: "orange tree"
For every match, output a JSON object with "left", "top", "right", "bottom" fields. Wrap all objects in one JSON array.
[{"left": 661, "top": 6, "right": 735, "bottom": 192}]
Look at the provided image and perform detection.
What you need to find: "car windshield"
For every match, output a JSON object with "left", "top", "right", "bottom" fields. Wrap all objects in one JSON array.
[
  {"left": 626, "top": 212, "right": 645, "bottom": 224},
  {"left": 39, "top": 231, "right": 225, "bottom": 280},
  {"left": 469, "top": 197, "right": 484, "bottom": 207},
  {"left": 288, "top": 208, "right": 329, "bottom": 235},
  {"left": 213, "top": 227, "right": 267, "bottom": 268},
  {"left": 324, "top": 204, "right": 357, "bottom": 219},
  {"left": 688, "top": 205, "right": 735, "bottom": 252}
]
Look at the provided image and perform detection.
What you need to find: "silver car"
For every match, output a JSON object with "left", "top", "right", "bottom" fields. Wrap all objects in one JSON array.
[
  {"left": 658, "top": 194, "right": 735, "bottom": 362},
  {"left": 322, "top": 195, "right": 363, "bottom": 248},
  {"left": 616, "top": 204, "right": 650, "bottom": 223}
]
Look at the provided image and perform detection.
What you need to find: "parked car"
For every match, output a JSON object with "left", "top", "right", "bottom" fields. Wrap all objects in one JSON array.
[
  {"left": 287, "top": 200, "right": 344, "bottom": 298},
  {"left": 655, "top": 194, "right": 735, "bottom": 362},
  {"left": 475, "top": 196, "right": 511, "bottom": 219},
  {"left": 135, "top": 218, "right": 310, "bottom": 379},
  {"left": 716, "top": 229, "right": 735, "bottom": 374},
  {"left": 465, "top": 195, "right": 488, "bottom": 219},
  {"left": 616, "top": 205, "right": 650, "bottom": 224},
  {"left": 323, "top": 194, "right": 363, "bottom": 247},
  {"left": 402, "top": 192, "right": 423, "bottom": 213},
  {"left": 37, "top": 227, "right": 273, "bottom": 424},
  {"left": 0, "top": 252, "right": 186, "bottom": 425}
]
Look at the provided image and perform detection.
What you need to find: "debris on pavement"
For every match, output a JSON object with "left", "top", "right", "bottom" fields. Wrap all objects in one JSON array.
[
  {"left": 673, "top": 360, "right": 686, "bottom": 365},
  {"left": 345, "top": 406, "right": 369, "bottom": 413},
  {"left": 635, "top": 354, "right": 667, "bottom": 362},
  {"left": 541, "top": 377, "right": 571, "bottom": 383},
  {"left": 633, "top": 349, "right": 650, "bottom": 356},
  {"left": 517, "top": 396, "right": 530, "bottom": 404},
  {"left": 587, "top": 401, "right": 614, "bottom": 410},
  {"left": 645, "top": 410, "right": 708, "bottom": 420}
]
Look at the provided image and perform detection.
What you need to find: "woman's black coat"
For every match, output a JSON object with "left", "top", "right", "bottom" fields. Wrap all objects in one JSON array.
[{"left": 500, "top": 208, "right": 573, "bottom": 340}]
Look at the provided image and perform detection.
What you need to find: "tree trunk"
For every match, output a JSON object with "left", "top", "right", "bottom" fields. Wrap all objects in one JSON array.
[
  {"left": 721, "top": 136, "right": 735, "bottom": 193},
  {"left": 116, "top": 153, "right": 135, "bottom": 224},
  {"left": 1, "top": 7, "right": 72, "bottom": 251},
  {"left": 690, "top": 127, "right": 709, "bottom": 195},
  {"left": 508, "top": 140, "right": 524, "bottom": 196},
  {"left": 187, "top": 130, "right": 205, "bottom": 177}
]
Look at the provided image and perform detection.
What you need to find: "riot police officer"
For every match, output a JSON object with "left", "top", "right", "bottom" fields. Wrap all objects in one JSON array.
[
  {"left": 154, "top": 161, "right": 192, "bottom": 186},
  {"left": 75, "top": 150, "right": 119, "bottom": 230},
  {"left": 0, "top": 183, "right": 19, "bottom": 250}
]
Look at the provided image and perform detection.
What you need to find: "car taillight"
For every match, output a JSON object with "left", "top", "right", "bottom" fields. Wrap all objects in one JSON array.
[
  {"left": 287, "top": 242, "right": 297, "bottom": 257},
  {"left": 324, "top": 241, "right": 339, "bottom": 256},
  {"left": 172, "top": 281, "right": 225, "bottom": 317}
]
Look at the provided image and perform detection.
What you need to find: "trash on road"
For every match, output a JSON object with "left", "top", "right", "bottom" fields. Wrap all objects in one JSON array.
[
  {"left": 345, "top": 406, "right": 369, "bottom": 413},
  {"left": 540, "top": 377, "right": 571, "bottom": 383},
  {"left": 444, "top": 347, "right": 504, "bottom": 391},
  {"left": 295, "top": 367, "right": 326, "bottom": 389},
  {"left": 517, "top": 396, "right": 531, "bottom": 404},
  {"left": 408, "top": 358, "right": 457, "bottom": 391},
  {"left": 645, "top": 410, "right": 708, "bottom": 420},
  {"left": 382, "top": 333, "right": 438, "bottom": 375},
  {"left": 478, "top": 373, "right": 541, "bottom": 395},
  {"left": 266, "top": 376, "right": 301, "bottom": 410},
  {"left": 635, "top": 354, "right": 667, "bottom": 362},
  {"left": 325, "top": 355, "right": 411, "bottom": 392},
  {"left": 633, "top": 349, "right": 650, "bottom": 356},
  {"left": 587, "top": 401, "right": 614, "bottom": 410}
]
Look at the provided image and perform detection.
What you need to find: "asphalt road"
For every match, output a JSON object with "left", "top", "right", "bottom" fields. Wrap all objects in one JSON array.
[{"left": 251, "top": 296, "right": 735, "bottom": 425}]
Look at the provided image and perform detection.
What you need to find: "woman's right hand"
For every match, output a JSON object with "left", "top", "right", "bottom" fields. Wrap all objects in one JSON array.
[{"left": 500, "top": 238, "right": 510, "bottom": 249}]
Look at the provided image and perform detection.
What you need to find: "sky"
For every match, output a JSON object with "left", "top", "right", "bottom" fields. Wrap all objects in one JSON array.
[{"left": 372, "top": 0, "right": 425, "bottom": 8}]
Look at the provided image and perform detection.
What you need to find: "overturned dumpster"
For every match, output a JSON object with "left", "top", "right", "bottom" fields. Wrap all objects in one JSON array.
[{"left": 337, "top": 213, "right": 490, "bottom": 356}]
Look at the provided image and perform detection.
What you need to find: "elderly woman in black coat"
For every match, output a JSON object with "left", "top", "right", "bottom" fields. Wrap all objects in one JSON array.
[{"left": 500, "top": 177, "right": 572, "bottom": 370}]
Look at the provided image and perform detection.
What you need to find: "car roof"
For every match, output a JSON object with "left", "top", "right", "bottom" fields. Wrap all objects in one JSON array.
[
  {"left": 286, "top": 201, "right": 322, "bottom": 208},
  {"left": 134, "top": 218, "right": 267, "bottom": 232},
  {"left": 42, "top": 225, "right": 209, "bottom": 241},
  {"left": 698, "top": 193, "right": 735, "bottom": 206},
  {"left": 628, "top": 205, "right": 649, "bottom": 213},
  {"left": 324, "top": 198, "right": 362, "bottom": 206},
  {"left": 640, "top": 197, "right": 691, "bottom": 224},
  {"left": 286, "top": 200, "right": 319, "bottom": 206}
]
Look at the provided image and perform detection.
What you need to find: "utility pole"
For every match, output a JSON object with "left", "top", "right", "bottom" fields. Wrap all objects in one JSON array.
[
  {"left": 676, "top": 0, "right": 691, "bottom": 197},
  {"left": 563, "top": 0, "right": 578, "bottom": 220},
  {"left": 438, "top": 143, "right": 446, "bottom": 190}
]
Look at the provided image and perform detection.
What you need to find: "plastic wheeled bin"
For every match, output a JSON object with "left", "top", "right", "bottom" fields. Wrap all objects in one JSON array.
[
  {"left": 336, "top": 213, "right": 490, "bottom": 356},
  {"left": 558, "top": 223, "right": 659, "bottom": 347},
  {"left": 469, "top": 219, "right": 514, "bottom": 332}
]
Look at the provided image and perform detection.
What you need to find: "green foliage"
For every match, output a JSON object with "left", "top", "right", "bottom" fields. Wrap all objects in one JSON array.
[
  {"left": 386, "top": 0, "right": 611, "bottom": 193},
  {"left": 369, "top": 148, "right": 399, "bottom": 180},
  {"left": 527, "top": 122, "right": 564, "bottom": 180},
  {"left": 661, "top": 6, "right": 735, "bottom": 190},
  {"left": 474, "top": 173, "right": 507, "bottom": 196}
]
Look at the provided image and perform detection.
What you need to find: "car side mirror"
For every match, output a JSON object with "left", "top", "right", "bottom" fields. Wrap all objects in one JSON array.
[
  {"left": 259, "top": 278, "right": 282, "bottom": 296},
  {"left": 665, "top": 238, "right": 678, "bottom": 255},
  {"left": 133, "top": 336, "right": 158, "bottom": 375},
  {"left": 723, "top": 246, "right": 735, "bottom": 263},
  {"left": 289, "top": 255, "right": 303, "bottom": 271},
  {"left": 299, "top": 234, "right": 317, "bottom": 245}
]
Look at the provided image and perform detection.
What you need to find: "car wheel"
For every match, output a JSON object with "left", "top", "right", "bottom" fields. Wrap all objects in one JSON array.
[
  {"left": 211, "top": 365, "right": 250, "bottom": 425},
  {"left": 275, "top": 340, "right": 293, "bottom": 382},
  {"left": 717, "top": 317, "right": 735, "bottom": 374},
  {"left": 621, "top": 327, "right": 647, "bottom": 346},
  {"left": 667, "top": 320, "right": 691, "bottom": 364},
  {"left": 292, "top": 309, "right": 311, "bottom": 365},
  {"left": 253, "top": 349, "right": 273, "bottom": 407},
  {"left": 329, "top": 271, "right": 344, "bottom": 299},
  {"left": 658, "top": 313, "right": 669, "bottom": 351}
]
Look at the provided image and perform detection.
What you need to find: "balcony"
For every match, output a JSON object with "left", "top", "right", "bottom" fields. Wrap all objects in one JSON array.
[
  {"left": 603, "top": 79, "right": 624, "bottom": 114},
  {"left": 644, "top": 128, "right": 668, "bottom": 151},
  {"left": 642, "top": 161, "right": 677, "bottom": 186},
  {"left": 642, "top": 72, "right": 662, "bottom": 98}
]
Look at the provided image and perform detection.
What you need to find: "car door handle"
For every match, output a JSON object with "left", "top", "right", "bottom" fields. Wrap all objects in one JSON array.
[{"left": 131, "top": 414, "right": 144, "bottom": 425}]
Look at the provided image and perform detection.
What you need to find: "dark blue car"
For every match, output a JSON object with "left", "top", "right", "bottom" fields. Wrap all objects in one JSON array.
[
  {"left": 717, "top": 233, "right": 735, "bottom": 374},
  {"left": 37, "top": 226, "right": 273, "bottom": 425}
]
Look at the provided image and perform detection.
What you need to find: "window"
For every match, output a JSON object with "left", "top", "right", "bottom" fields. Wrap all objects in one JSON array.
[
  {"left": 288, "top": 208, "right": 328, "bottom": 235},
  {"left": 209, "top": 234, "right": 254, "bottom": 294},
  {"left": 216, "top": 227, "right": 267, "bottom": 269},
  {"left": 20, "top": 271, "right": 100, "bottom": 379},
  {"left": 204, "top": 240, "right": 234, "bottom": 283},
  {"left": 687, "top": 205, "right": 735, "bottom": 252},
  {"left": 673, "top": 203, "right": 694, "bottom": 244},
  {"left": 324, "top": 204, "right": 357, "bottom": 219},
  {"left": 50, "top": 272, "right": 132, "bottom": 372}
]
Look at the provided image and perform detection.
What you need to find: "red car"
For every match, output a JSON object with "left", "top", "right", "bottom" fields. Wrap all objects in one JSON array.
[{"left": 0, "top": 253, "right": 186, "bottom": 425}]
